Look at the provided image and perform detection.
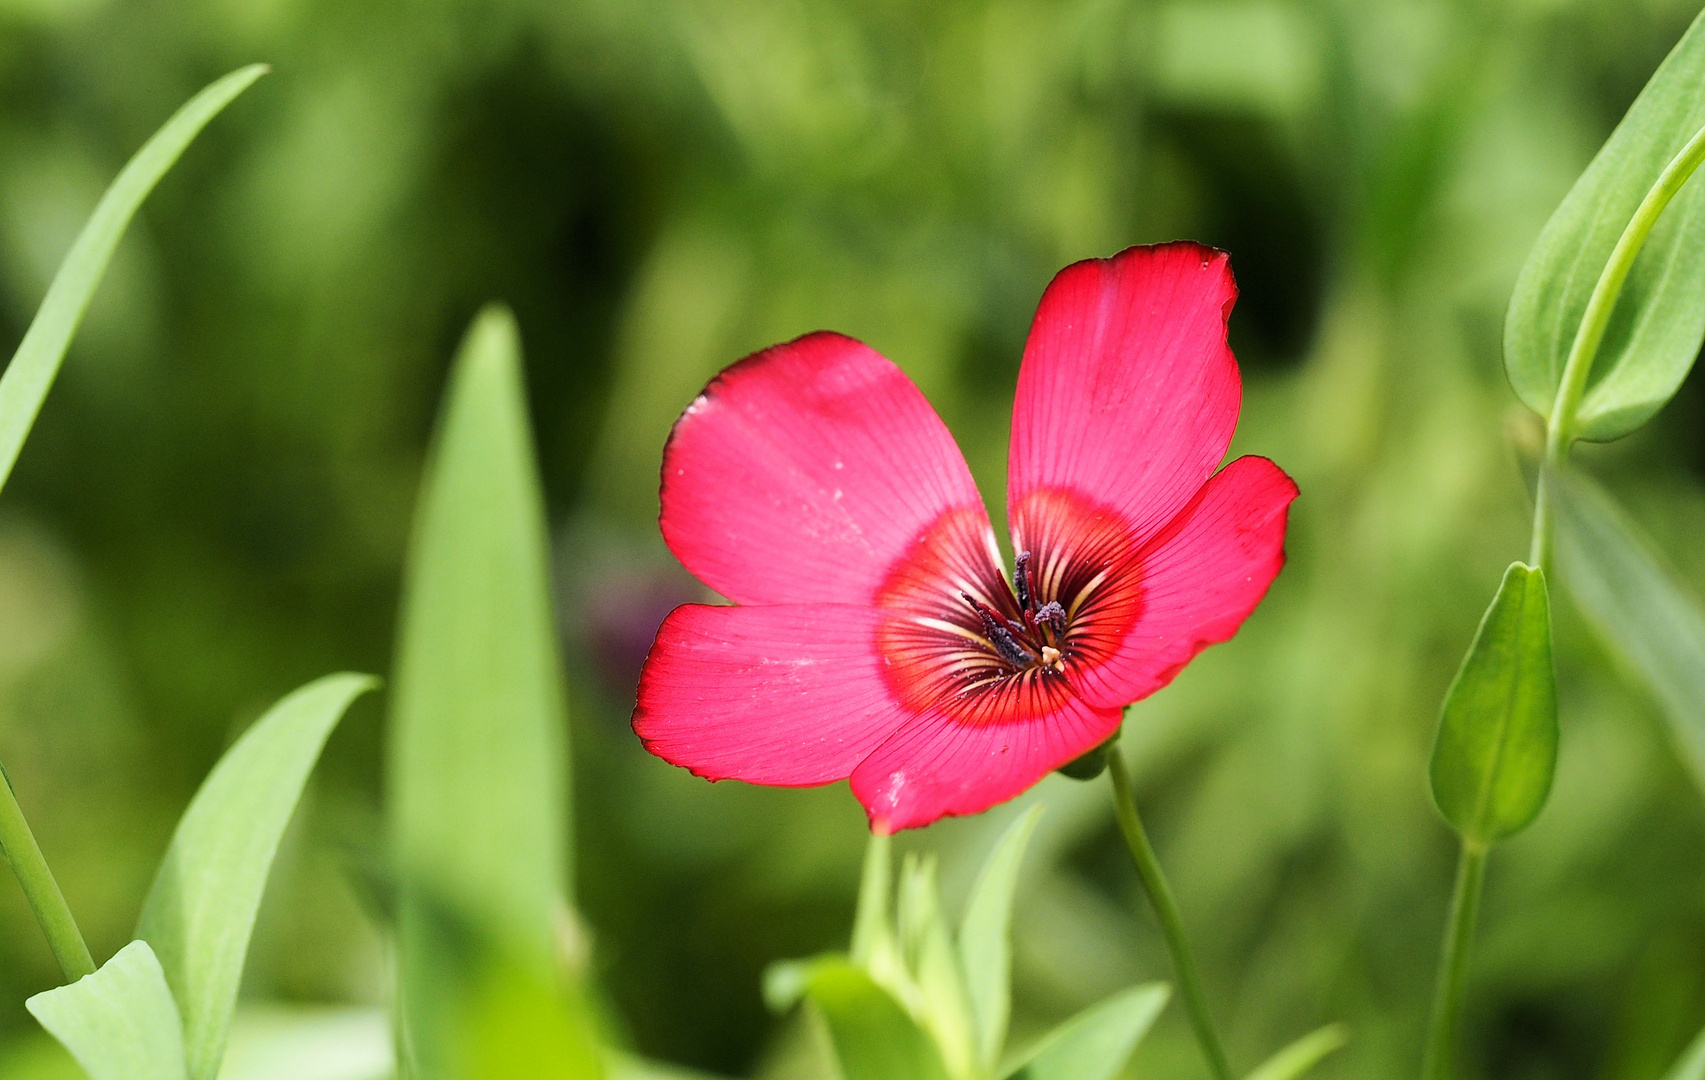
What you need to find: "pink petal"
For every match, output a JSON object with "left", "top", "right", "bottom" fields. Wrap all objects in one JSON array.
[
  {"left": 662, "top": 332, "right": 992, "bottom": 606},
  {"left": 1008, "top": 243, "right": 1242, "bottom": 552},
  {"left": 633, "top": 602, "right": 909, "bottom": 785},
  {"left": 1066, "top": 455, "right": 1298, "bottom": 711},
  {"left": 849, "top": 689, "right": 1124, "bottom": 833}
]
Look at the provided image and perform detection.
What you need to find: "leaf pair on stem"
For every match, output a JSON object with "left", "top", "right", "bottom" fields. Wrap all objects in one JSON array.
[{"left": 1425, "top": 6, "right": 1705, "bottom": 1078}]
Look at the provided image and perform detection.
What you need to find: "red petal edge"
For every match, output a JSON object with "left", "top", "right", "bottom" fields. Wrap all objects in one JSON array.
[
  {"left": 661, "top": 332, "right": 991, "bottom": 607},
  {"left": 849, "top": 692, "right": 1123, "bottom": 833},
  {"left": 1008, "top": 242, "right": 1242, "bottom": 555},
  {"left": 1068, "top": 455, "right": 1298, "bottom": 711},
  {"left": 633, "top": 602, "right": 911, "bottom": 786}
]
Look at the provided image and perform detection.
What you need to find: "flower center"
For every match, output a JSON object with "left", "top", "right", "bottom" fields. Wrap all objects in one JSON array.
[{"left": 958, "top": 551, "right": 1068, "bottom": 674}]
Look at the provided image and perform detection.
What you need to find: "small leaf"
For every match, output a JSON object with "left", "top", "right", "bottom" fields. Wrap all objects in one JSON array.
[
  {"left": 1504, "top": 8, "right": 1705, "bottom": 440},
  {"left": 898, "top": 854, "right": 976, "bottom": 1079},
  {"left": 0, "top": 65, "right": 265, "bottom": 498},
  {"left": 1550, "top": 466, "right": 1705, "bottom": 794},
  {"left": 762, "top": 958, "right": 820, "bottom": 1014},
  {"left": 803, "top": 959, "right": 951, "bottom": 1080},
  {"left": 1661, "top": 1016, "right": 1705, "bottom": 1080},
  {"left": 957, "top": 805, "right": 1043, "bottom": 1074},
  {"left": 1244, "top": 1023, "right": 1349, "bottom": 1080},
  {"left": 849, "top": 832, "right": 892, "bottom": 966},
  {"left": 26, "top": 940, "right": 188, "bottom": 1080},
  {"left": 1000, "top": 983, "right": 1169, "bottom": 1080},
  {"left": 1429, "top": 563, "right": 1558, "bottom": 844},
  {"left": 137, "top": 673, "right": 376, "bottom": 1080},
  {"left": 389, "top": 306, "right": 587, "bottom": 1077}
]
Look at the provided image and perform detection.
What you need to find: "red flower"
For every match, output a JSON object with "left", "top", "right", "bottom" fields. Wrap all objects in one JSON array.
[{"left": 633, "top": 243, "right": 1298, "bottom": 833}]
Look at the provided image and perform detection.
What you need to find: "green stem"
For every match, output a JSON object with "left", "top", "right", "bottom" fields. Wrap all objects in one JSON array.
[
  {"left": 1528, "top": 469, "right": 1554, "bottom": 579},
  {"left": 1420, "top": 842, "right": 1488, "bottom": 1080},
  {"left": 1108, "top": 747, "right": 1232, "bottom": 1080},
  {"left": 0, "top": 760, "right": 95, "bottom": 981}
]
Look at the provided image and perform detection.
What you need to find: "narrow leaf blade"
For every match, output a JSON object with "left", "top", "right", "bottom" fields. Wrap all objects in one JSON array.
[
  {"left": 957, "top": 804, "right": 1043, "bottom": 1073},
  {"left": 803, "top": 959, "right": 951, "bottom": 1080},
  {"left": 1001, "top": 983, "right": 1169, "bottom": 1080},
  {"left": 137, "top": 673, "right": 376, "bottom": 1080},
  {"left": 26, "top": 940, "right": 188, "bottom": 1080},
  {"left": 1429, "top": 563, "right": 1558, "bottom": 844},
  {"left": 389, "top": 305, "right": 588, "bottom": 1077},
  {"left": 0, "top": 64, "right": 266, "bottom": 497},
  {"left": 1504, "top": 9, "right": 1705, "bottom": 439},
  {"left": 1551, "top": 466, "right": 1705, "bottom": 793},
  {"left": 1244, "top": 1023, "right": 1349, "bottom": 1080}
]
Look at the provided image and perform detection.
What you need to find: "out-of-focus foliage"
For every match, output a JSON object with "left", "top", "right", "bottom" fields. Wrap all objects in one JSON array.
[
  {"left": 390, "top": 305, "right": 601, "bottom": 1079},
  {"left": 3, "top": 1, "right": 1705, "bottom": 1079}
]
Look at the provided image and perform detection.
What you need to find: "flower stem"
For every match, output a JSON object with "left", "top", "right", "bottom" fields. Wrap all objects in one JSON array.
[
  {"left": 0, "top": 760, "right": 95, "bottom": 982},
  {"left": 1420, "top": 841, "right": 1488, "bottom": 1080},
  {"left": 1107, "top": 746, "right": 1232, "bottom": 1080}
]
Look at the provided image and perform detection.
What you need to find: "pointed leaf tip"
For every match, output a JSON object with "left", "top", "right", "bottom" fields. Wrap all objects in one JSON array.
[
  {"left": 958, "top": 804, "right": 1043, "bottom": 1073},
  {"left": 138, "top": 673, "right": 376, "bottom": 1080},
  {"left": 1244, "top": 1023, "right": 1349, "bottom": 1080},
  {"left": 27, "top": 941, "right": 188, "bottom": 1080},
  {"left": 1505, "top": 8, "right": 1705, "bottom": 441},
  {"left": 1002, "top": 983, "right": 1169, "bottom": 1080},
  {"left": 0, "top": 64, "right": 266, "bottom": 502},
  {"left": 1429, "top": 563, "right": 1558, "bottom": 845}
]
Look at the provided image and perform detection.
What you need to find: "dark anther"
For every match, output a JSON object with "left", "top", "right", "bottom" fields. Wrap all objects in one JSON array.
[
  {"left": 1035, "top": 601, "right": 1066, "bottom": 635},
  {"left": 962, "top": 592, "right": 1036, "bottom": 667},
  {"left": 1014, "top": 551, "right": 1034, "bottom": 611}
]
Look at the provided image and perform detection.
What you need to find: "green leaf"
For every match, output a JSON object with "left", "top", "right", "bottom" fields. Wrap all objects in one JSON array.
[
  {"left": 25, "top": 940, "right": 188, "bottom": 1080},
  {"left": 1550, "top": 466, "right": 1705, "bottom": 793},
  {"left": 803, "top": 959, "right": 951, "bottom": 1080},
  {"left": 849, "top": 832, "right": 892, "bottom": 966},
  {"left": 898, "top": 854, "right": 975, "bottom": 1079},
  {"left": 137, "top": 673, "right": 375, "bottom": 1080},
  {"left": 389, "top": 305, "right": 587, "bottom": 1077},
  {"left": 1661, "top": 1016, "right": 1705, "bottom": 1080},
  {"left": 1244, "top": 1023, "right": 1348, "bottom": 1080},
  {"left": 956, "top": 805, "right": 1043, "bottom": 1075},
  {"left": 1429, "top": 563, "right": 1558, "bottom": 845},
  {"left": 0, "top": 64, "right": 265, "bottom": 499},
  {"left": 1000, "top": 983, "right": 1168, "bottom": 1080},
  {"left": 1504, "top": 9, "right": 1705, "bottom": 441}
]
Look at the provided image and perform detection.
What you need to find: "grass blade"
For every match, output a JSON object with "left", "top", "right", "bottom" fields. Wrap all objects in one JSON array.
[
  {"left": 1244, "top": 1024, "right": 1348, "bottom": 1080},
  {"left": 0, "top": 64, "right": 266, "bottom": 497},
  {"left": 956, "top": 805, "right": 1042, "bottom": 1074},
  {"left": 1551, "top": 466, "right": 1705, "bottom": 792}
]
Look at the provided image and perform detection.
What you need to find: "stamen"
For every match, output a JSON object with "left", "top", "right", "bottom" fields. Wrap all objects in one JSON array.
[
  {"left": 1040, "top": 645, "right": 1064, "bottom": 672},
  {"left": 961, "top": 592, "right": 1035, "bottom": 668},
  {"left": 1035, "top": 601, "right": 1066, "bottom": 635},
  {"left": 1014, "top": 551, "right": 1034, "bottom": 611}
]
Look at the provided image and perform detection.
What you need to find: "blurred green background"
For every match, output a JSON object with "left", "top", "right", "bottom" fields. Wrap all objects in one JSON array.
[{"left": 3, "top": 1, "right": 1705, "bottom": 1077}]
